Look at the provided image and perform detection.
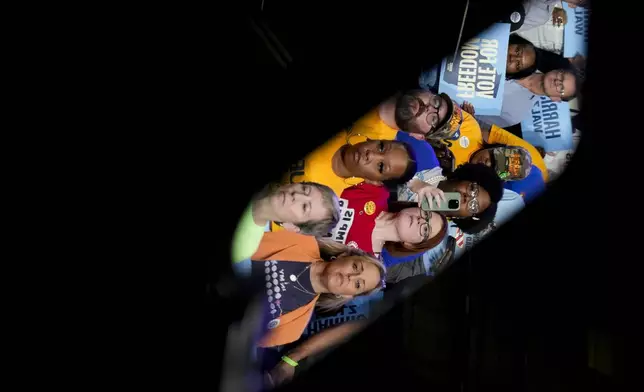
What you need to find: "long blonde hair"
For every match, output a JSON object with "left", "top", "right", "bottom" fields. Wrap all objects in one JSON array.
[{"left": 314, "top": 238, "right": 387, "bottom": 312}]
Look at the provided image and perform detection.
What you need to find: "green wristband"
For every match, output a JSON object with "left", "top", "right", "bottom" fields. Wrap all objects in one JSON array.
[{"left": 281, "top": 355, "right": 299, "bottom": 367}]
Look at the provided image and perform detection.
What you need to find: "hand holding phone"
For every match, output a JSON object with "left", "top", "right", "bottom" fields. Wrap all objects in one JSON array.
[
  {"left": 421, "top": 192, "right": 461, "bottom": 211},
  {"left": 414, "top": 182, "right": 445, "bottom": 208}
]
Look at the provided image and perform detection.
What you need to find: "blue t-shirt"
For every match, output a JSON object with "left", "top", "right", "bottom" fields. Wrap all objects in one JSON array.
[
  {"left": 503, "top": 164, "right": 545, "bottom": 203},
  {"left": 395, "top": 131, "right": 439, "bottom": 171},
  {"left": 381, "top": 248, "right": 419, "bottom": 268}
]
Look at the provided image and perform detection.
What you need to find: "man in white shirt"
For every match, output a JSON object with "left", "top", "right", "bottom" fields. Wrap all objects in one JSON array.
[{"left": 518, "top": 0, "right": 587, "bottom": 34}]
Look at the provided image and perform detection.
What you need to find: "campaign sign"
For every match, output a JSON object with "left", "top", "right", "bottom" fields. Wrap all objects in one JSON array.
[
  {"left": 301, "top": 292, "right": 384, "bottom": 338},
  {"left": 562, "top": 4, "right": 589, "bottom": 57},
  {"left": 521, "top": 96, "right": 573, "bottom": 152},
  {"left": 438, "top": 23, "right": 511, "bottom": 116}
]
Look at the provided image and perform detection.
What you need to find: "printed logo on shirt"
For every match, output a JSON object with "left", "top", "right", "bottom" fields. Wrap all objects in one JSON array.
[
  {"left": 330, "top": 198, "right": 355, "bottom": 244},
  {"left": 286, "top": 159, "right": 309, "bottom": 184},
  {"left": 459, "top": 136, "right": 470, "bottom": 148},
  {"left": 267, "top": 318, "right": 280, "bottom": 329},
  {"left": 447, "top": 130, "right": 461, "bottom": 140},
  {"left": 363, "top": 201, "right": 376, "bottom": 215},
  {"left": 264, "top": 260, "right": 286, "bottom": 317}
]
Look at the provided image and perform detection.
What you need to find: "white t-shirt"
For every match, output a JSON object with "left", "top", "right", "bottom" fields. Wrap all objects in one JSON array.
[{"left": 517, "top": 0, "right": 565, "bottom": 53}]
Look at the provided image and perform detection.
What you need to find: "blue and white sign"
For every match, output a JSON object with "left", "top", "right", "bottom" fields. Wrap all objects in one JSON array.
[
  {"left": 521, "top": 96, "right": 573, "bottom": 152},
  {"left": 562, "top": 4, "right": 589, "bottom": 57},
  {"left": 301, "top": 292, "right": 384, "bottom": 338},
  {"left": 438, "top": 23, "right": 511, "bottom": 116}
]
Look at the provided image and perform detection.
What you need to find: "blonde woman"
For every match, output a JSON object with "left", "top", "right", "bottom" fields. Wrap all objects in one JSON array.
[{"left": 250, "top": 231, "right": 386, "bottom": 347}]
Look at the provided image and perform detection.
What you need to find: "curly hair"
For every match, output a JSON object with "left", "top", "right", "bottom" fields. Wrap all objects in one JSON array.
[{"left": 444, "top": 163, "right": 504, "bottom": 234}]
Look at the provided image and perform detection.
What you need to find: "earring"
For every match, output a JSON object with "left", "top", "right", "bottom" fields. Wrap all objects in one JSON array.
[
  {"left": 330, "top": 256, "right": 337, "bottom": 260},
  {"left": 335, "top": 295, "right": 342, "bottom": 299},
  {"left": 345, "top": 132, "right": 369, "bottom": 146},
  {"left": 344, "top": 176, "right": 363, "bottom": 186}
]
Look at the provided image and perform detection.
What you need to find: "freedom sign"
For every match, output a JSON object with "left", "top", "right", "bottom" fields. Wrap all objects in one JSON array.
[
  {"left": 438, "top": 23, "right": 511, "bottom": 116},
  {"left": 562, "top": 4, "right": 589, "bottom": 57},
  {"left": 521, "top": 96, "right": 573, "bottom": 152}
]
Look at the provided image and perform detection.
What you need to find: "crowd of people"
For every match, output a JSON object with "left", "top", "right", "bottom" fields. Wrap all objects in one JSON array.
[{"left": 230, "top": 0, "right": 588, "bottom": 388}]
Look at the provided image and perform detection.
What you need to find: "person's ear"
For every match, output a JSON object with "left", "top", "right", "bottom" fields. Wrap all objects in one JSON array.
[
  {"left": 281, "top": 223, "right": 300, "bottom": 233},
  {"left": 550, "top": 95, "right": 562, "bottom": 102},
  {"left": 402, "top": 241, "right": 416, "bottom": 249},
  {"left": 410, "top": 133, "right": 426, "bottom": 141},
  {"left": 363, "top": 179, "right": 384, "bottom": 186}
]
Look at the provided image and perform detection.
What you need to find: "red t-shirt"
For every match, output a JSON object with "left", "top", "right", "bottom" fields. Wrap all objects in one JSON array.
[{"left": 328, "top": 183, "right": 390, "bottom": 255}]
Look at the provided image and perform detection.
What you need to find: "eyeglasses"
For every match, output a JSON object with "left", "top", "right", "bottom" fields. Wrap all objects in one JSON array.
[
  {"left": 419, "top": 209, "right": 432, "bottom": 241},
  {"left": 412, "top": 95, "right": 442, "bottom": 131},
  {"left": 554, "top": 71, "right": 566, "bottom": 97},
  {"left": 465, "top": 182, "right": 480, "bottom": 214}
]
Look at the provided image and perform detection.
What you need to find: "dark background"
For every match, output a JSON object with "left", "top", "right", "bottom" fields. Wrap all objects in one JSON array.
[
  {"left": 212, "top": 1, "right": 638, "bottom": 391},
  {"left": 43, "top": 0, "right": 639, "bottom": 391}
]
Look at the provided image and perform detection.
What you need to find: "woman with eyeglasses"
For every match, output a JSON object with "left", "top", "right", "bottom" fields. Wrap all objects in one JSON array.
[
  {"left": 283, "top": 134, "right": 421, "bottom": 197},
  {"left": 326, "top": 182, "right": 448, "bottom": 260},
  {"left": 427, "top": 117, "right": 549, "bottom": 183},
  {"left": 250, "top": 231, "right": 386, "bottom": 348},
  {"left": 401, "top": 163, "right": 504, "bottom": 235},
  {"left": 272, "top": 130, "right": 440, "bottom": 232}
]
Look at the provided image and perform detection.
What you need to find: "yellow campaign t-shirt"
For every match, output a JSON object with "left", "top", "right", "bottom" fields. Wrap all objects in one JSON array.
[
  {"left": 445, "top": 111, "right": 485, "bottom": 167},
  {"left": 272, "top": 131, "right": 353, "bottom": 232},
  {"left": 348, "top": 107, "right": 398, "bottom": 143},
  {"left": 283, "top": 108, "right": 398, "bottom": 195},
  {"left": 488, "top": 125, "right": 549, "bottom": 182},
  {"left": 273, "top": 109, "right": 398, "bottom": 232}
]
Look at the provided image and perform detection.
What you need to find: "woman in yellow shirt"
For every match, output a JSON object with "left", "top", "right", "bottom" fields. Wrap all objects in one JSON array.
[{"left": 284, "top": 133, "right": 419, "bottom": 197}]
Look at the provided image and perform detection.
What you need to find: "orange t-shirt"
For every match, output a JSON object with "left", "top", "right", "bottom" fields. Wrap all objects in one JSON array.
[{"left": 251, "top": 231, "right": 322, "bottom": 347}]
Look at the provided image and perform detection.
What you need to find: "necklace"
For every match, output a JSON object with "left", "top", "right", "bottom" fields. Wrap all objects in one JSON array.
[{"left": 289, "top": 265, "right": 316, "bottom": 296}]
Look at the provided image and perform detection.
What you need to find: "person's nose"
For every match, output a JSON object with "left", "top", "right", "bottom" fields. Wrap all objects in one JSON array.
[
  {"left": 292, "top": 192, "right": 311, "bottom": 202},
  {"left": 461, "top": 192, "right": 470, "bottom": 204},
  {"left": 364, "top": 149, "right": 372, "bottom": 163},
  {"left": 347, "top": 268, "right": 359, "bottom": 279},
  {"left": 371, "top": 148, "right": 387, "bottom": 161}
]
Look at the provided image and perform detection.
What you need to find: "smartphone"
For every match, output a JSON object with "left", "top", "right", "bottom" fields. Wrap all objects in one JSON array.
[{"left": 421, "top": 192, "right": 461, "bottom": 211}]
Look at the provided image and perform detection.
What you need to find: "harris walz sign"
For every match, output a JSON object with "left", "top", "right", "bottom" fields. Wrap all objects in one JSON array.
[
  {"left": 438, "top": 23, "right": 511, "bottom": 116},
  {"left": 521, "top": 96, "right": 573, "bottom": 152}
]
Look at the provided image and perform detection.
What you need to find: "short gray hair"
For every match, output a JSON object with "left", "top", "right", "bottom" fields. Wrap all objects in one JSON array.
[{"left": 295, "top": 182, "right": 341, "bottom": 237}]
